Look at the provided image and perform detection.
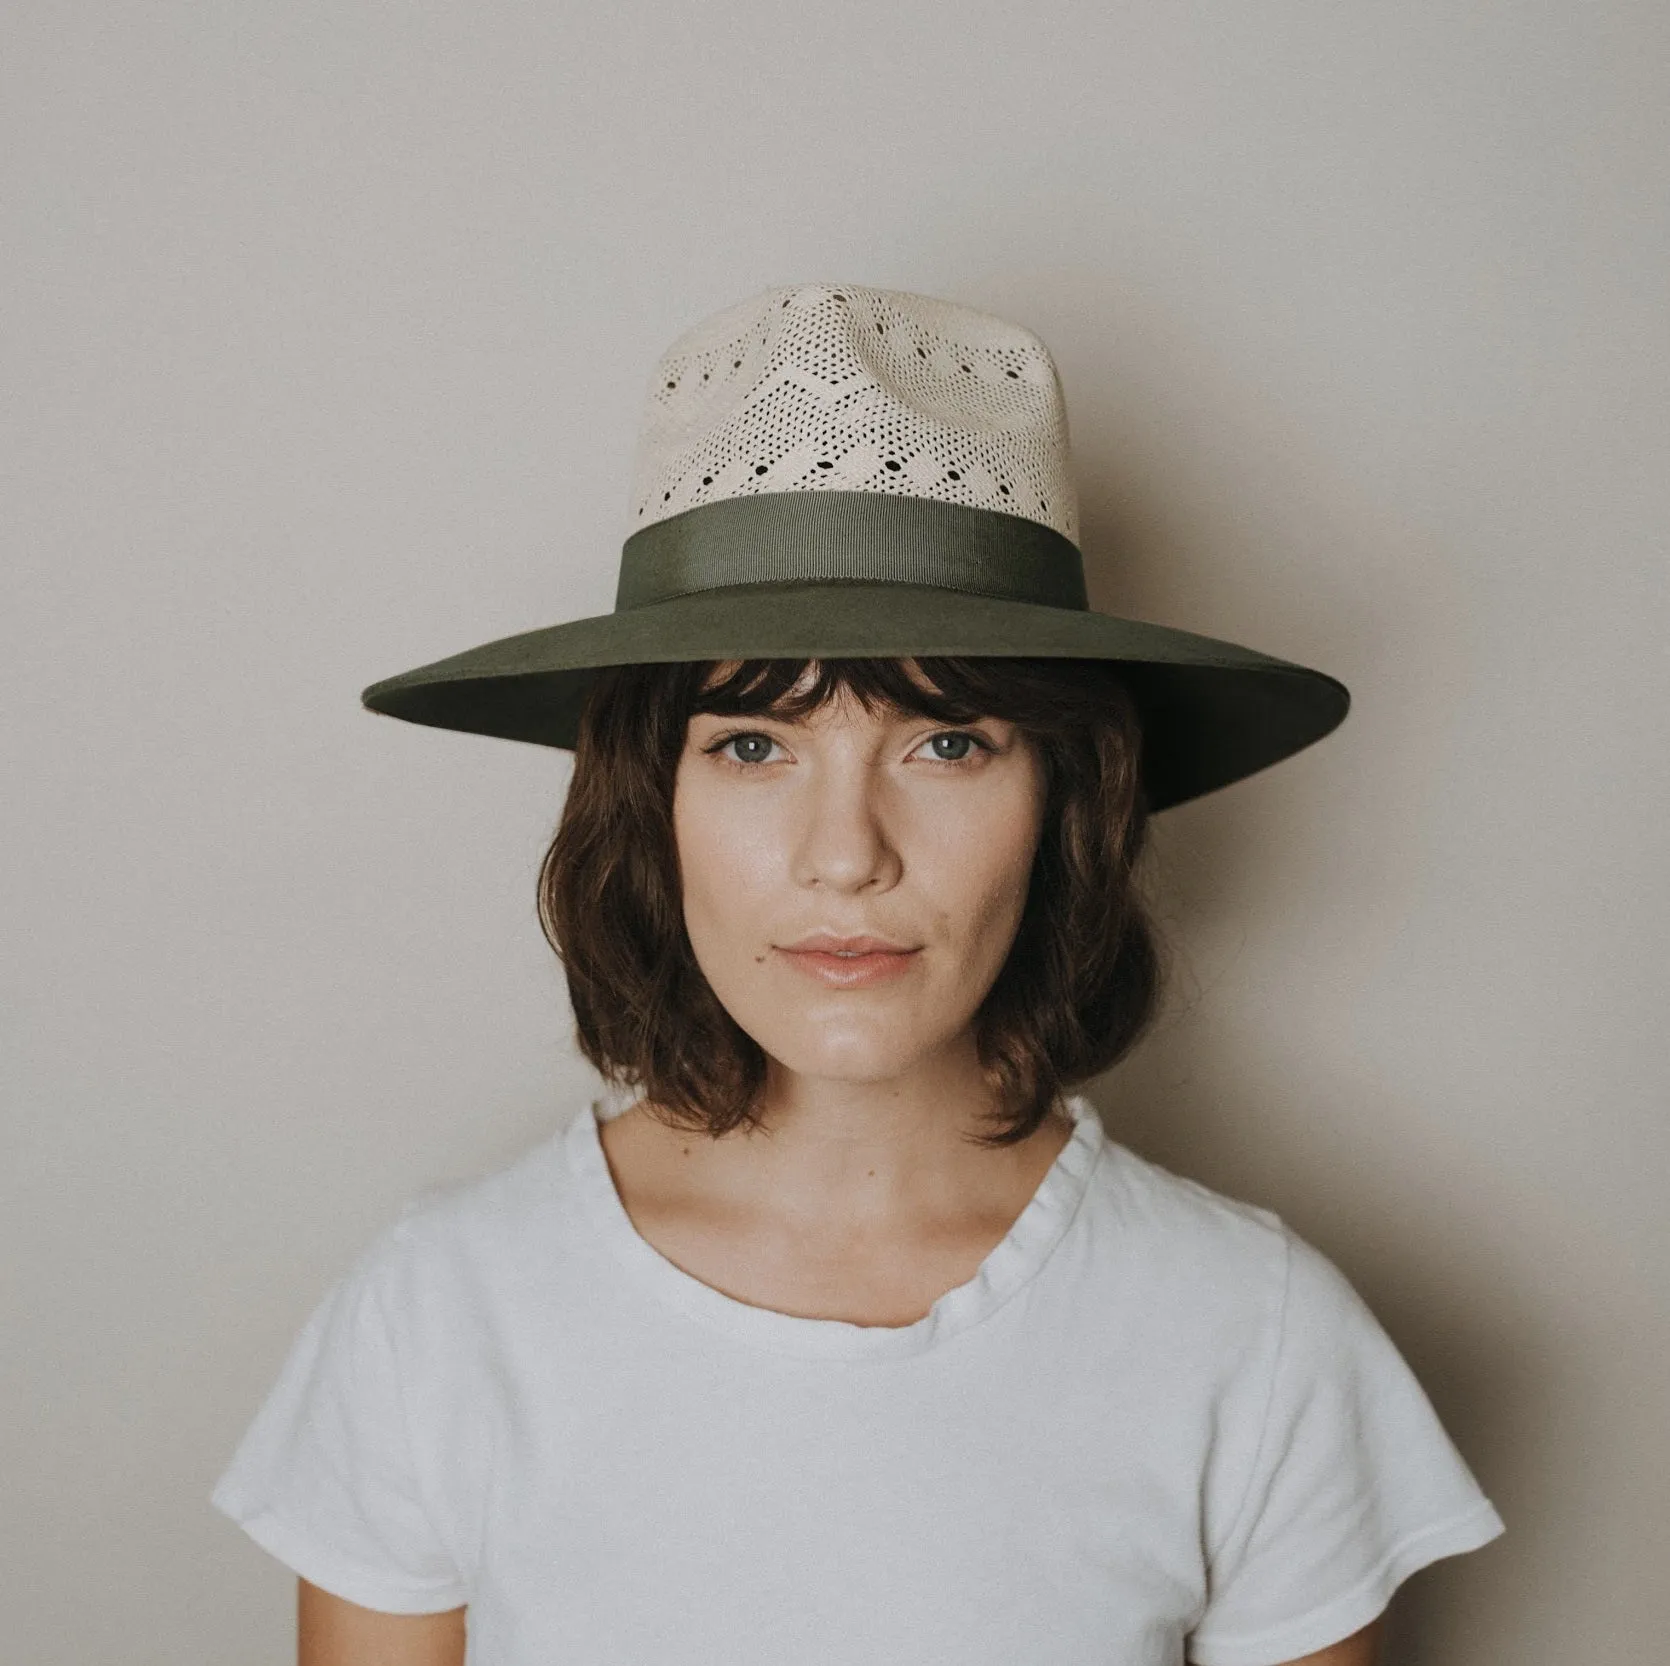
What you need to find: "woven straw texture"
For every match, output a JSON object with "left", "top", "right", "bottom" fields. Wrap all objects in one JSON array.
[{"left": 626, "top": 283, "right": 1080, "bottom": 546}]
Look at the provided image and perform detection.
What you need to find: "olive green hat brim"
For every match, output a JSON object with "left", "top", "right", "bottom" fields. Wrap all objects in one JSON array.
[{"left": 360, "top": 578, "right": 1348, "bottom": 814}]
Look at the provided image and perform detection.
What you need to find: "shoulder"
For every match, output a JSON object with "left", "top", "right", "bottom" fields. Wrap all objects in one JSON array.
[
  {"left": 1093, "top": 1135, "right": 1290, "bottom": 1278},
  {"left": 1081, "top": 1135, "right": 1305, "bottom": 1356},
  {"left": 341, "top": 1115, "right": 581, "bottom": 1338},
  {"left": 1088, "top": 1136, "right": 1410, "bottom": 1392}
]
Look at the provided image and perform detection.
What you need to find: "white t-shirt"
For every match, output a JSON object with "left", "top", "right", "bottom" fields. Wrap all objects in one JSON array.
[{"left": 210, "top": 1093, "right": 1504, "bottom": 1665}]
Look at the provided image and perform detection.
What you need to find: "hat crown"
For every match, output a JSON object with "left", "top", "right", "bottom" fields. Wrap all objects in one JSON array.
[{"left": 626, "top": 282, "right": 1080, "bottom": 547}]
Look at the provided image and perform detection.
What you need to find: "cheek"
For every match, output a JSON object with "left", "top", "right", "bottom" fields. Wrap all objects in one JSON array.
[
  {"left": 672, "top": 775, "right": 777, "bottom": 941},
  {"left": 931, "top": 785, "right": 1043, "bottom": 930},
  {"left": 943, "top": 834, "right": 1038, "bottom": 951}
]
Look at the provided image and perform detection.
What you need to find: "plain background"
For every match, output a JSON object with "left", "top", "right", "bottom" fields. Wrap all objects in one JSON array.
[{"left": 4, "top": 3, "right": 1665, "bottom": 1661}]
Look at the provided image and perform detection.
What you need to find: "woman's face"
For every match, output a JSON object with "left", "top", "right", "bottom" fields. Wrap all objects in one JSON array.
[{"left": 671, "top": 662, "right": 1047, "bottom": 1087}]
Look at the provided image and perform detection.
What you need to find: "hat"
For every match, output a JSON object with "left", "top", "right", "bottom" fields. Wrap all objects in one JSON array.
[{"left": 360, "top": 282, "right": 1349, "bottom": 812}]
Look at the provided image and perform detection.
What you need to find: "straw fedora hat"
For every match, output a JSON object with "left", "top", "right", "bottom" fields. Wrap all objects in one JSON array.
[{"left": 360, "top": 282, "right": 1349, "bottom": 812}]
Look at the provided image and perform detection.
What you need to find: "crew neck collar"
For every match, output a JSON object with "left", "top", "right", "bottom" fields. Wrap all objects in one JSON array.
[{"left": 564, "top": 1092, "right": 1106, "bottom": 1361}]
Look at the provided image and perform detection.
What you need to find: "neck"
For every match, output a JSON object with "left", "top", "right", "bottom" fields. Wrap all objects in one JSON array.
[{"left": 617, "top": 1056, "right": 1073, "bottom": 1243}]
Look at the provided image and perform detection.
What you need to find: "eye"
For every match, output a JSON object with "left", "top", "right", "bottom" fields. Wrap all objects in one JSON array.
[
  {"left": 704, "top": 730, "right": 783, "bottom": 766},
  {"left": 912, "top": 730, "right": 994, "bottom": 764}
]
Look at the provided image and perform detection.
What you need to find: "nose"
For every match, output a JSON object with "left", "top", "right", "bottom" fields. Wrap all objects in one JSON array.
[{"left": 789, "top": 759, "right": 902, "bottom": 892}]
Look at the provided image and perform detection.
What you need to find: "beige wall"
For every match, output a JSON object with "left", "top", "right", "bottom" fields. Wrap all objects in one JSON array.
[{"left": 5, "top": 2, "right": 1665, "bottom": 1660}]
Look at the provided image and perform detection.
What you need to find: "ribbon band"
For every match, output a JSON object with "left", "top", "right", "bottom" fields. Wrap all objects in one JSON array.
[{"left": 615, "top": 490, "right": 1088, "bottom": 612}]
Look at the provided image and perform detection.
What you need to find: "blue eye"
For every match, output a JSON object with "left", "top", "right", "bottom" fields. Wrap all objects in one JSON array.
[
  {"left": 718, "top": 737, "right": 768, "bottom": 767},
  {"left": 713, "top": 732, "right": 778, "bottom": 765},
  {"left": 915, "top": 730, "right": 999, "bottom": 765}
]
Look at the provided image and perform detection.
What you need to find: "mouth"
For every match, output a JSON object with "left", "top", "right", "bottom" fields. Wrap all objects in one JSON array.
[
  {"left": 773, "top": 942, "right": 921, "bottom": 987},
  {"left": 777, "top": 934, "right": 918, "bottom": 955}
]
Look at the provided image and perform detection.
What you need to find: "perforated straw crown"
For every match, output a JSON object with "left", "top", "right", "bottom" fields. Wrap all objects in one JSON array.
[
  {"left": 361, "top": 282, "right": 1351, "bottom": 812},
  {"left": 630, "top": 284, "right": 1079, "bottom": 541}
]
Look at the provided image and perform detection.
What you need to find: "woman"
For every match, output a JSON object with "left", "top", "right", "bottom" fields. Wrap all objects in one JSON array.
[{"left": 211, "top": 283, "right": 1504, "bottom": 1665}]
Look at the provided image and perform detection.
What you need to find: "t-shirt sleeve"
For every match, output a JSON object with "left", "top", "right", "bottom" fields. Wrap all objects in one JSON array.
[
  {"left": 208, "top": 1222, "right": 470, "bottom": 1615},
  {"left": 1185, "top": 1222, "right": 1504, "bottom": 1666}
]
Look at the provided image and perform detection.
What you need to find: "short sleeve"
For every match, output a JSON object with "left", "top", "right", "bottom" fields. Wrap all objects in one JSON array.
[
  {"left": 209, "top": 1225, "right": 469, "bottom": 1614},
  {"left": 1186, "top": 1223, "right": 1504, "bottom": 1665}
]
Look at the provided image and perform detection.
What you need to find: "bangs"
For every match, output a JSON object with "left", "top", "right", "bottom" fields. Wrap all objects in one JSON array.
[{"left": 685, "top": 657, "right": 1042, "bottom": 728}]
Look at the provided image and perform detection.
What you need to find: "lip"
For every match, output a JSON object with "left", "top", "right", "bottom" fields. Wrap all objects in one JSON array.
[
  {"left": 773, "top": 933, "right": 922, "bottom": 991},
  {"left": 778, "top": 933, "right": 917, "bottom": 954},
  {"left": 773, "top": 943, "right": 921, "bottom": 988}
]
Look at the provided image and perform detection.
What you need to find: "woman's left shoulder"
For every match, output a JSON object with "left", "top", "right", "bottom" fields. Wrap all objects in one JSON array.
[
  {"left": 1089, "top": 1136, "right": 1294, "bottom": 1319},
  {"left": 1097, "top": 1137, "right": 1287, "bottom": 1254}
]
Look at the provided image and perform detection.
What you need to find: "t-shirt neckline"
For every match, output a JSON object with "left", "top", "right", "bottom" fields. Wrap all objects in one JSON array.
[{"left": 563, "top": 1091, "right": 1106, "bottom": 1360}]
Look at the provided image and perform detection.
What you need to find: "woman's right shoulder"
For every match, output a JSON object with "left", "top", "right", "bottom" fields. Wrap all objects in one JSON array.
[{"left": 347, "top": 1111, "right": 588, "bottom": 1323}]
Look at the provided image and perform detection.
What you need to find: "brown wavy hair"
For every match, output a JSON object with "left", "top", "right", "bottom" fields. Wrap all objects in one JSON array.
[{"left": 537, "top": 656, "right": 1168, "bottom": 1149}]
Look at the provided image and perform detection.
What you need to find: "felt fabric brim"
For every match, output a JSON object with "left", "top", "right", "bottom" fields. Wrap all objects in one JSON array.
[{"left": 359, "top": 580, "right": 1349, "bottom": 814}]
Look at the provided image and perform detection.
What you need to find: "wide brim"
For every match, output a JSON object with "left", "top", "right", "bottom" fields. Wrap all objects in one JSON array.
[{"left": 359, "top": 579, "right": 1349, "bottom": 813}]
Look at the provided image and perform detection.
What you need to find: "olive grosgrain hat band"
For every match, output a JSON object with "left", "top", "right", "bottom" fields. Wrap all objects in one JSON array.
[
  {"left": 359, "top": 281, "right": 1351, "bottom": 813},
  {"left": 614, "top": 490, "right": 1089, "bottom": 610}
]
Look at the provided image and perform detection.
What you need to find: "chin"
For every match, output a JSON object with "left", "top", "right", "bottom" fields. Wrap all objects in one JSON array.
[{"left": 756, "top": 1029, "right": 934, "bottom": 1083}]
